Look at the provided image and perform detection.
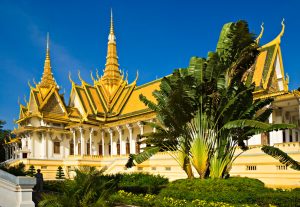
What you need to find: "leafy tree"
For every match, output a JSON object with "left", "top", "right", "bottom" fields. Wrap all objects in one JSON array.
[
  {"left": 27, "top": 165, "right": 36, "bottom": 177},
  {"left": 56, "top": 166, "right": 65, "bottom": 179},
  {"left": 39, "top": 167, "right": 118, "bottom": 207},
  {"left": 0, "top": 120, "right": 11, "bottom": 162},
  {"left": 126, "top": 20, "right": 298, "bottom": 178}
]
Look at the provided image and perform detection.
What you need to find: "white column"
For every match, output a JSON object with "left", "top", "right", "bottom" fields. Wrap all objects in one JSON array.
[
  {"left": 116, "top": 126, "right": 125, "bottom": 155},
  {"left": 48, "top": 133, "right": 53, "bottom": 158},
  {"left": 101, "top": 130, "right": 105, "bottom": 156},
  {"left": 89, "top": 128, "right": 94, "bottom": 155},
  {"left": 41, "top": 132, "right": 47, "bottom": 159},
  {"left": 28, "top": 133, "right": 34, "bottom": 158},
  {"left": 108, "top": 128, "right": 115, "bottom": 155},
  {"left": 79, "top": 127, "right": 85, "bottom": 156},
  {"left": 72, "top": 129, "right": 77, "bottom": 156},
  {"left": 126, "top": 124, "right": 135, "bottom": 154},
  {"left": 137, "top": 121, "right": 145, "bottom": 152}
]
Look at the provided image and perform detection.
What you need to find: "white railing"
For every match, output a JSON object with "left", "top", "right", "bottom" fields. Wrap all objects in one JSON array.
[{"left": 0, "top": 169, "right": 36, "bottom": 207}]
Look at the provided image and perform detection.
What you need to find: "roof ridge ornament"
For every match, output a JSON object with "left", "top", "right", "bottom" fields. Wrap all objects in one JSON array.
[
  {"left": 255, "top": 22, "right": 264, "bottom": 44},
  {"left": 68, "top": 72, "right": 75, "bottom": 86}
]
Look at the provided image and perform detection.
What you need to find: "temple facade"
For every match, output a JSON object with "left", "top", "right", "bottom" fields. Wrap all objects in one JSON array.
[{"left": 4, "top": 14, "right": 300, "bottom": 187}]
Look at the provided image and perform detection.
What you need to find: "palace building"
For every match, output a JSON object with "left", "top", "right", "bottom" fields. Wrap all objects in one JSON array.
[{"left": 4, "top": 13, "right": 300, "bottom": 188}]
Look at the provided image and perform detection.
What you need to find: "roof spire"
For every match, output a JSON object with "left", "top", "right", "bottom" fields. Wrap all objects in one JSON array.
[
  {"left": 110, "top": 8, "right": 114, "bottom": 35},
  {"left": 101, "top": 9, "right": 122, "bottom": 93},
  {"left": 39, "top": 33, "right": 57, "bottom": 88}
]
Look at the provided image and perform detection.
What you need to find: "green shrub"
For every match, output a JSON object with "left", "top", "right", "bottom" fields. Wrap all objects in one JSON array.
[
  {"left": 109, "top": 190, "right": 259, "bottom": 207},
  {"left": 27, "top": 165, "right": 36, "bottom": 177},
  {"left": 0, "top": 162, "right": 26, "bottom": 176},
  {"left": 43, "top": 180, "right": 65, "bottom": 193},
  {"left": 118, "top": 172, "right": 169, "bottom": 194},
  {"left": 159, "top": 177, "right": 268, "bottom": 204},
  {"left": 55, "top": 166, "right": 65, "bottom": 179},
  {"left": 256, "top": 190, "right": 300, "bottom": 207}
]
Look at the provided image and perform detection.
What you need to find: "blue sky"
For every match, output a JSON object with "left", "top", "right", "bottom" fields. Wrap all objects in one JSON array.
[{"left": 0, "top": 0, "right": 299, "bottom": 130}]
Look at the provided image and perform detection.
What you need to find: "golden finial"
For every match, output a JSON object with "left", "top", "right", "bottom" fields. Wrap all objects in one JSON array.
[
  {"left": 28, "top": 80, "right": 33, "bottom": 89},
  {"left": 33, "top": 78, "right": 37, "bottom": 86},
  {"left": 279, "top": 18, "right": 285, "bottom": 38},
  {"left": 255, "top": 22, "right": 264, "bottom": 44},
  {"left": 134, "top": 70, "right": 139, "bottom": 83},
  {"left": 68, "top": 72, "right": 75, "bottom": 85},
  {"left": 96, "top": 68, "right": 100, "bottom": 79},
  {"left": 90, "top": 71, "right": 96, "bottom": 82},
  {"left": 23, "top": 95, "right": 27, "bottom": 104},
  {"left": 78, "top": 70, "right": 83, "bottom": 82}
]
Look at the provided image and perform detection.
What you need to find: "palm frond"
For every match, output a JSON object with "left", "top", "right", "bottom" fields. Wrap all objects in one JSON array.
[
  {"left": 125, "top": 146, "right": 160, "bottom": 168},
  {"left": 262, "top": 145, "right": 300, "bottom": 170}
]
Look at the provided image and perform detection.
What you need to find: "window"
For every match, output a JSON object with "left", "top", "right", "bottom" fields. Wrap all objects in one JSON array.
[
  {"left": 117, "top": 140, "right": 120, "bottom": 155},
  {"left": 41, "top": 166, "right": 47, "bottom": 169},
  {"left": 126, "top": 138, "right": 130, "bottom": 154},
  {"left": 70, "top": 143, "right": 74, "bottom": 155},
  {"left": 276, "top": 165, "right": 288, "bottom": 170},
  {"left": 87, "top": 143, "right": 90, "bottom": 155},
  {"left": 165, "top": 167, "right": 171, "bottom": 171},
  {"left": 246, "top": 165, "right": 257, "bottom": 171},
  {"left": 78, "top": 143, "right": 81, "bottom": 155},
  {"left": 54, "top": 142, "right": 60, "bottom": 154},
  {"left": 137, "top": 167, "right": 143, "bottom": 171},
  {"left": 99, "top": 144, "right": 103, "bottom": 155},
  {"left": 108, "top": 144, "right": 111, "bottom": 155},
  {"left": 151, "top": 167, "right": 156, "bottom": 171}
]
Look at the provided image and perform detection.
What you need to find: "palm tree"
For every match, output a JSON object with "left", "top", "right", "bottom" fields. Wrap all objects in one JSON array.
[
  {"left": 126, "top": 20, "right": 299, "bottom": 179},
  {"left": 38, "top": 167, "right": 117, "bottom": 207}
]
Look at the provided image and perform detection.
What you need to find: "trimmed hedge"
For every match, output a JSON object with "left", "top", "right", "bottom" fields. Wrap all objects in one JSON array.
[
  {"left": 109, "top": 190, "right": 259, "bottom": 207},
  {"left": 158, "top": 177, "right": 300, "bottom": 207},
  {"left": 118, "top": 172, "right": 168, "bottom": 194}
]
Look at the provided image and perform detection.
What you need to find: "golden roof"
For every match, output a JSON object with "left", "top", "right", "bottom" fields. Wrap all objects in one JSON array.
[
  {"left": 16, "top": 34, "right": 69, "bottom": 125},
  {"left": 251, "top": 20, "right": 289, "bottom": 98}
]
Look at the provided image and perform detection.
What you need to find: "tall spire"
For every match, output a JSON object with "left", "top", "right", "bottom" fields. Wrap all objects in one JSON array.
[
  {"left": 39, "top": 33, "right": 57, "bottom": 88},
  {"left": 101, "top": 9, "right": 122, "bottom": 92}
]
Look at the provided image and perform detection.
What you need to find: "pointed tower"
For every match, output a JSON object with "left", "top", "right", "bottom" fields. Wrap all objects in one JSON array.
[
  {"left": 101, "top": 9, "right": 122, "bottom": 93},
  {"left": 38, "top": 33, "right": 57, "bottom": 88}
]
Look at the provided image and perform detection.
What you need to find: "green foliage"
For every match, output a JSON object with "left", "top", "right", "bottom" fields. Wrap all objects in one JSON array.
[
  {"left": 0, "top": 162, "right": 26, "bottom": 176},
  {"left": 159, "top": 177, "right": 267, "bottom": 204},
  {"left": 0, "top": 120, "right": 11, "bottom": 162},
  {"left": 158, "top": 177, "right": 300, "bottom": 206},
  {"left": 128, "top": 20, "right": 297, "bottom": 179},
  {"left": 39, "top": 167, "right": 117, "bottom": 207},
  {"left": 43, "top": 180, "right": 65, "bottom": 193},
  {"left": 118, "top": 173, "right": 168, "bottom": 194},
  {"left": 109, "top": 190, "right": 260, "bottom": 207},
  {"left": 55, "top": 166, "right": 65, "bottom": 179},
  {"left": 27, "top": 165, "right": 36, "bottom": 177},
  {"left": 261, "top": 146, "right": 300, "bottom": 170}
]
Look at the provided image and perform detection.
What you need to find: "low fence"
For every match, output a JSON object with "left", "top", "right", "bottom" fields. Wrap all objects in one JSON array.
[{"left": 0, "top": 169, "right": 36, "bottom": 207}]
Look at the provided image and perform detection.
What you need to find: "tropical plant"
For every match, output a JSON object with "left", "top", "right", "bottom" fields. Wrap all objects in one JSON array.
[
  {"left": 38, "top": 167, "right": 117, "bottom": 207},
  {"left": 126, "top": 20, "right": 297, "bottom": 179}
]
